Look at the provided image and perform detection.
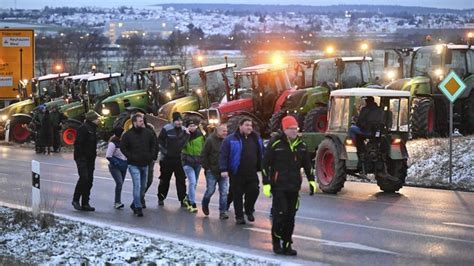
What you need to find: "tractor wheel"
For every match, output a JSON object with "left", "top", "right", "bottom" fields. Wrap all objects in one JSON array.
[
  {"left": 376, "top": 159, "right": 407, "bottom": 193},
  {"left": 10, "top": 116, "right": 32, "bottom": 143},
  {"left": 268, "top": 109, "right": 286, "bottom": 134},
  {"left": 460, "top": 91, "right": 474, "bottom": 135},
  {"left": 227, "top": 114, "right": 261, "bottom": 134},
  {"left": 411, "top": 97, "right": 435, "bottom": 138},
  {"left": 303, "top": 106, "right": 328, "bottom": 132},
  {"left": 61, "top": 122, "right": 80, "bottom": 146},
  {"left": 315, "top": 138, "right": 347, "bottom": 194}
]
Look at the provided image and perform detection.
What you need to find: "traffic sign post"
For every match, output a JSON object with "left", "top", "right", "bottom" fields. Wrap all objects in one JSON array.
[{"left": 438, "top": 71, "right": 467, "bottom": 184}]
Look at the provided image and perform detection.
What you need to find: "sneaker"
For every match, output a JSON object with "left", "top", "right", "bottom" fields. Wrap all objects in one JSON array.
[
  {"left": 235, "top": 217, "right": 246, "bottom": 225},
  {"left": 202, "top": 204, "right": 210, "bottom": 216},
  {"left": 72, "top": 201, "right": 81, "bottom": 211},
  {"left": 219, "top": 212, "right": 229, "bottom": 220},
  {"left": 158, "top": 199, "right": 164, "bottom": 206},
  {"left": 130, "top": 203, "right": 137, "bottom": 214},
  {"left": 181, "top": 197, "right": 191, "bottom": 209},
  {"left": 246, "top": 212, "right": 255, "bottom": 222},
  {"left": 81, "top": 204, "right": 95, "bottom": 212},
  {"left": 114, "top": 203, "right": 124, "bottom": 209},
  {"left": 135, "top": 208, "right": 144, "bottom": 217},
  {"left": 188, "top": 203, "right": 198, "bottom": 213}
]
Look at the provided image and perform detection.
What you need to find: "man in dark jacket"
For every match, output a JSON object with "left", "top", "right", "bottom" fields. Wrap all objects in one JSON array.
[
  {"left": 157, "top": 112, "right": 190, "bottom": 207},
  {"left": 121, "top": 114, "right": 157, "bottom": 217},
  {"left": 262, "top": 116, "right": 316, "bottom": 256},
  {"left": 220, "top": 117, "right": 264, "bottom": 225},
  {"left": 49, "top": 105, "right": 67, "bottom": 152},
  {"left": 72, "top": 110, "right": 99, "bottom": 211},
  {"left": 201, "top": 123, "right": 229, "bottom": 219}
]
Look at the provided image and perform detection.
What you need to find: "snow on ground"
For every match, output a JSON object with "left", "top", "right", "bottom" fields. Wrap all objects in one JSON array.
[
  {"left": 405, "top": 135, "right": 474, "bottom": 190},
  {"left": 0, "top": 206, "right": 278, "bottom": 265}
]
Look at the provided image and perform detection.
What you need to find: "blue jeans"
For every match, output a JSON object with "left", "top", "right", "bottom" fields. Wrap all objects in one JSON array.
[
  {"left": 183, "top": 164, "right": 201, "bottom": 204},
  {"left": 128, "top": 165, "right": 148, "bottom": 208},
  {"left": 349, "top": 125, "right": 370, "bottom": 141},
  {"left": 109, "top": 164, "right": 127, "bottom": 204},
  {"left": 202, "top": 170, "right": 229, "bottom": 212}
]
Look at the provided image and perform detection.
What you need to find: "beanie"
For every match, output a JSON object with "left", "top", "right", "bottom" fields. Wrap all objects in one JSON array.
[
  {"left": 172, "top": 112, "right": 182, "bottom": 122},
  {"left": 185, "top": 119, "right": 197, "bottom": 127},
  {"left": 281, "top": 116, "right": 298, "bottom": 130}
]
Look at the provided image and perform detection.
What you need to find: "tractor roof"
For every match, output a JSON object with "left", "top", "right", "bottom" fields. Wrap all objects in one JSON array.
[
  {"left": 331, "top": 88, "right": 410, "bottom": 97},
  {"left": 66, "top": 73, "right": 94, "bottom": 81},
  {"left": 138, "top": 65, "right": 183, "bottom": 72},
  {"left": 414, "top": 44, "right": 474, "bottom": 51},
  {"left": 185, "top": 63, "right": 236, "bottom": 75},
  {"left": 315, "top": 57, "right": 373, "bottom": 64},
  {"left": 84, "top": 73, "right": 123, "bottom": 81},
  {"left": 35, "top": 73, "right": 70, "bottom": 81},
  {"left": 235, "top": 64, "right": 288, "bottom": 75}
]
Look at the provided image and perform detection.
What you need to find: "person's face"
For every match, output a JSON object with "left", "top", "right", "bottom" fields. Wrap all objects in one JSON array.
[
  {"left": 216, "top": 125, "right": 228, "bottom": 138},
  {"left": 134, "top": 117, "right": 144, "bottom": 128},
  {"left": 239, "top": 121, "right": 253, "bottom": 135},
  {"left": 187, "top": 124, "right": 197, "bottom": 132},
  {"left": 284, "top": 126, "right": 299, "bottom": 140},
  {"left": 174, "top": 119, "right": 183, "bottom": 128}
]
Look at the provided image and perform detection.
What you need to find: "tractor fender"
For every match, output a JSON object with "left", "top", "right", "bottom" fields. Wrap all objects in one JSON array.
[
  {"left": 11, "top": 113, "right": 33, "bottom": 120},
  {"left": 323, "top": 135, "right": 348, "bottom": 160},
  {"left": 388, "top": 141, "right": 409, "bottom": 160},
  {"left": 182, "top": 111, "right": 206, "bottom": 119},
  {"left": 124, "top": 107, "right": 147, "bottom": 114}
]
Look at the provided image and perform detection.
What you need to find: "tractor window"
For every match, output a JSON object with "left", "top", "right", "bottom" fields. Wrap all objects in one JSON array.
[
  {"left": 387, "top": 98, "right": 409, "bottom": 132},
  {"left": 108, "top": 77, "right": 123, "bottom": 95},
  {"left": 446, "top": 50, "right": 468, "bottom": 77},
  {"left": 187, "top": 71, "right": 204, "bottom": 93},
  {"left": 205, "top": 70, "right": 228, "bottom": 103},
  {"left": 314, "top": 60, "right": 337, "bottom": 85},
  {"left": 328, "top": 97, "right": 350, "bottom": 132},
  {"left": 413, "top": 47, "right": 442, "bottom": 77},
  {"left": 87, "top": 79, "right": 110, "bottom": 97},
  {"left": 467, "top": 50, "right": 474, "bottom": 74},
  {"left": 37, "top": 79, "right": 63, "bottom": 98},
  {"left": 341, "top": 62, "right": 366, "bottom": 87},
  {"left": 399, "top": 98, "right": 409, "bottom": 132}
]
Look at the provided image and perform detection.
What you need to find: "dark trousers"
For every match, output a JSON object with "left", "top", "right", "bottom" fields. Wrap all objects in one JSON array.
[
  {"left": 157, "top": 159, "right": 187, "bottom": 202},
  {"left": 73, "top": 158, "right": 96, "bottom": 205},
  {"left": 271, "top": 190, "right": 299, "bottom": 243},
  {"left": 142, "top": 160, "right": 156, "bottom": 203},
  {"left": 232, "top": 174, "right": 259, "bottom": 218},
  {"left": 52, "top": 127, "right": 61, "bottom": 151}
]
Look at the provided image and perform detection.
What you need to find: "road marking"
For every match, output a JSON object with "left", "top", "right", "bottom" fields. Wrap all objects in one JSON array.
[
  {"left": 244, "top": 227, "right": 398, "bottom": 255},
  {"left": 443, "top": 222, "right": 474, "bottom": 229}
]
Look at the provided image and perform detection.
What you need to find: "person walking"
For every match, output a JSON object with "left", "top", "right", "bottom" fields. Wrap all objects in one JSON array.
[
  {"left": 201, "top": 123, "right": 229, "bottom": 219},
  {"left": 220, "top": 117, "right": 264, "bottom": 225},
  {"left": 157, "top": 112, "right": 189, "bottom": 207},
  {"left": 32, "top": 105, "right": 46, "bottom": 154},
  {"left": 49, "top": 105, "right": 67, "bottom": 153},
  {"left": 72, "top": 110, "right": 100, "bottom": 211},
  {"left": 106, "top": 127, "right": 128, "bottom": 209},
  {"left": 181, "top": 119, "right": 205, "bottom": 213},
  {"left": 262, "top": 116, "right": 316, "bottom": 256},
  {"left": 121, "top": 114, "right": 156, "bottom": 217}
]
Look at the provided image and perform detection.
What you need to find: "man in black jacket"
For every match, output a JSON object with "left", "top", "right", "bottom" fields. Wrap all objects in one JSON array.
[
  {"left": 121, "top": 114, "right": 157, "bottom": 217},
  {"left": 262, "top": 116, "right": 316, "bottom": 256},
  {"left": 157, "top": 112, "right": 190, "bottom": 207},
  {"left": 72, "top": 111, "right": 100, "bottom": 211}
]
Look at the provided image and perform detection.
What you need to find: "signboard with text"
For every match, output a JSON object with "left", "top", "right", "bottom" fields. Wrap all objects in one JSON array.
[{"left": 0, "top": 29, "right": 35, "bottom": 100}]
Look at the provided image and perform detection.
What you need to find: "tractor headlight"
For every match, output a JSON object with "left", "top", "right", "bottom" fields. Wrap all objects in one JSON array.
[
  {"left": 101, "top": 108, "right": 110, "bottom": 116},
  {"left": 208, "top": 118, "right": 219, "bottom": 125},
  {"left": 0, "top": 115, "right": 8, "bottom": 122},
  {"left": 166, "top": 92, "right": 172, "bottom": 99}
]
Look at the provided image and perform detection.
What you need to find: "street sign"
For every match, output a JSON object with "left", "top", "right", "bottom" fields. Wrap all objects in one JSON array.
[{"left": 438, "top": 70, "right": 467, "bottom": 103}]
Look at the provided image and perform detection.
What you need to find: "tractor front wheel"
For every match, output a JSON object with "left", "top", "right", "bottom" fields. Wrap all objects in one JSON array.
[
  {"left": 315, "top": 138, "right": 347, "bottom": 194},
  {"left": 61, "top": 122, "right": 80, "bottom": 146},
  {"left": 303, "top": 106, "right": 328, "bottom": 132},
  {"left": 10, "top": 116, "right": 32, "bottom": 143}
]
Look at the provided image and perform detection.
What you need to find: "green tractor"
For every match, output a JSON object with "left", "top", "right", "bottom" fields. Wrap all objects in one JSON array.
[
  {"left": 0, "top": 72, "right": 71, "bottom": 143},
  {"left": 268, "top": 56, "right": 379, "bottom": 134},
  {"left": 302, "top": 88, "right": 411, "bottom": 194},
  {"left": 60, "top": 72, "right": 124, "bottom": 146},
  {"left": 384, "top": 44, "right": 474, "bottom": 137},
  {"left": 98, "top": 65, "right": 184, "bottom": 133}
]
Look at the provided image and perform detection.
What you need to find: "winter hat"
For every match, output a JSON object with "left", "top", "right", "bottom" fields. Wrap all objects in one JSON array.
[
  {"left": 38, "top": 104, "right": 46, "bottom": 111},
  {"left": 185, "top": 119, "right": 197, "bottom": 127},
  {"left": 172, "top": 112, "right": 182, "bottom": 122},
  {"left": 113, "top": 127, "right": 124, "bottom": 137},
  {"left": 281, "top": 116, "right": 298, "bottom": 130},
  {"left": 85, "top": 110, "right": 100, "bottom": 122}
]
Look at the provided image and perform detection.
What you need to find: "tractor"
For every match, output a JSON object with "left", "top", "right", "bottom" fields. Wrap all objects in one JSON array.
[
  {"left": 301, "top": 88, "right": 411, "bottom": 194},
  {"left": 60, "top": 71, "right": 124, "bottom": 146},
  {"left": 99, "top": 64, "right": 184, "bottom": 134},
  {"left": 268, "top": 56, "right": 379, "bottom": 134},
  {"left": 384, "top": 44, "right": 474, "bottom": 138},
  {"left": 0, "top": 72, "right": 71, "bottom": 143}
]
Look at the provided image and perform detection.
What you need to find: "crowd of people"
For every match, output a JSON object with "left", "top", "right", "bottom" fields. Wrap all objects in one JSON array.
[
  {"left": 71, "top": 111, "right": 317, "bottom": 256},
  {"left": 31, "top": 104, "right": 67, "bottom": 154}
]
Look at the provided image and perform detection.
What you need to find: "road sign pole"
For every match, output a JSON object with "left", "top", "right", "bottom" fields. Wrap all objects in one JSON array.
[
  {"left": 449, "top": 102, "right": 453, "bottom": 184},
  {"left": 32, "top": 160, "right": 41, "bottom": 217}
]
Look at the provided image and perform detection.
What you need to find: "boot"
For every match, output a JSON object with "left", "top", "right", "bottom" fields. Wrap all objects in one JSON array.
[
  {"left": 81, "top": 204, "right": 95, "bottom": 212},
  {"left": 272, "top": 235, "right": 284, "bottom": 255},
  {"left": 135, "top": 207, "right": 144, "bottom": 217},
  {"left": 283, "top": 241, "right": 297, "bottom": 256},
  {"left": 72, "top": 201, "right": 81, "bottom": 211}
]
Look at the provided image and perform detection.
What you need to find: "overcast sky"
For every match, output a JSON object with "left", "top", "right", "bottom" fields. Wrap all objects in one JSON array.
[{"left": 3, "top": 0, "right": 474, "bottom": 10}]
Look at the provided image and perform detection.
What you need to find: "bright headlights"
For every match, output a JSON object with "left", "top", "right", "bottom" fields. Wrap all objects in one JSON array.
[
  {"left": 0, "top": 115, "right": 7, "bottom": 122},
  {"left": 166, "top": 92, "right": 172, "bottom": 99},
  {"left": 208, "top": 118, "right": 219, "bottom": 125},
  {"left": 101, "top": 108, "right": 110, "bottom": 116}
]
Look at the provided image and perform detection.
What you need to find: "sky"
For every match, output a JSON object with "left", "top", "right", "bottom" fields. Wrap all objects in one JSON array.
[{"left": 3, "top": 0, "right": 474, "bottom": 10}]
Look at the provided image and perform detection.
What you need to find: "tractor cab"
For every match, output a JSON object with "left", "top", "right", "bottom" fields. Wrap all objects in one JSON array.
[
  {"left": 302, "top": 88, "right": 411, "bottom": 194},
  {"left": 31, "top": 73, "right": 71, "bottom": 104}
]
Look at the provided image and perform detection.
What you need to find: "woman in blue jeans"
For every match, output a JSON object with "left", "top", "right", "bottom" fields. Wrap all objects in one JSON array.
[{"left": 106, "top": 127, "right": 128, "bottom": 209}]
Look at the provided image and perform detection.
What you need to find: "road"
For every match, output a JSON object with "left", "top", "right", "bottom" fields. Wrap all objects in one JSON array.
[{"left": 0, "top": 145, "right": 474, "bottom": 265}]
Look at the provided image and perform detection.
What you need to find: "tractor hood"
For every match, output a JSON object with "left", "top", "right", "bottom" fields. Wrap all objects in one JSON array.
[
  {"left": 101, "top": 89, "right": 147, "bottom": 104},
  {"left": 157, "top": 96, "right": 199, "bottom": 121},
  {"left": 60, "top": 101, "right": 85, "bottom": 120},
  {"left": 0, "top": 99, "right": 35, "bottom": 120}
]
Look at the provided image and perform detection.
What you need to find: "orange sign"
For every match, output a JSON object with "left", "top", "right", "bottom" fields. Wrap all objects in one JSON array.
[{"left": 0, "top": 29, "right": 35, "bottom": 100}]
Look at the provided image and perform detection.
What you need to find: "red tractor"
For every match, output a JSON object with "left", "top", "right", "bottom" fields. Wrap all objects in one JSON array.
[{"left": 201, "top": 64, "right": 295, "bottom": 136}]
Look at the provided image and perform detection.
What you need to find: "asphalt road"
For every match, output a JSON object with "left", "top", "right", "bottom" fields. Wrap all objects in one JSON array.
[{"left": 1, "top": 145, "right": 474, "bottom": 265}]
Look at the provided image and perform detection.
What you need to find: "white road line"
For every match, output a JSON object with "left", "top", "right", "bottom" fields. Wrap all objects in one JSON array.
[
  {"left": 245, "top": 227, "right": 398, "bottom": 255},
  {"left": 443, "top": 222, "right": 474, "bottom": 229}
]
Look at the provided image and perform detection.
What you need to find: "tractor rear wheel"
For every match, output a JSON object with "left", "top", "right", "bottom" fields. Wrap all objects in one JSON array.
[
  {"left": 303, "top": 106, "right": 328, "bottom": 132},
  {"left": 61, "top": 122, "right": 80, "bottom": 146},
  {"left": 227, "top": 114, "right": 261, "bottom": 134},
  {"left": 268, "top": 110, "right": 286, "bottom": 134},
  {"left": 376, "top": 159, "right": 407, "bottom": 193},
  {"left": 411, "top": 97, "right": 435, "bottom": 138},
  {"left": 315, "top": 138, "right": 347, "bottom": 194},
  {"left": 10, "top": 116, "right": 32, "bottom": 143}
]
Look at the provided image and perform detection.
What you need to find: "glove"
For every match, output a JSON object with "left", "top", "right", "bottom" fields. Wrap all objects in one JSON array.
[
  {"left": 309, "top": 180, "right": 317, "bottom": 196},
  {"left": 263, "top": 184, "right": 272, "bottom": 198}
]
